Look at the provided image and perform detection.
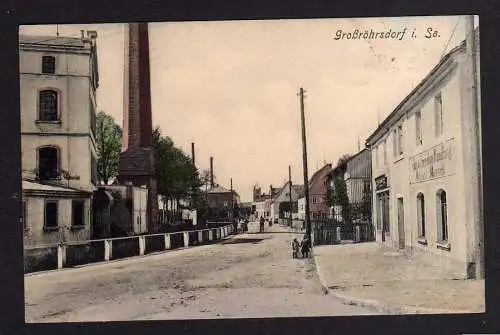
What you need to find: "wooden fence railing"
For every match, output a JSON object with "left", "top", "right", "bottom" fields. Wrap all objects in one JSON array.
[{"left": 24, "top": 224, "right": 234, "bottom": 274}]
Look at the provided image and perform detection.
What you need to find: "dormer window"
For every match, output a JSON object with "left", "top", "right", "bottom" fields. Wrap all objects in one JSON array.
[{"left": 42, "top": 56, "right": 56, "bottom": 74}]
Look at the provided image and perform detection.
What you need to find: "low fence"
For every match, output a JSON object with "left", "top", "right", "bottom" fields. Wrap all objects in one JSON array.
[
  {"left": 312, "top": 219, "right": 374, "bottom": 246},
  {"left": 24, "top": 224, "right": 234, "bottom": 274}
]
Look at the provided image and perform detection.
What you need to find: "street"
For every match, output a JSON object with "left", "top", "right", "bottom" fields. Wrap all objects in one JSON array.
[{"left": 25, "top": 221, "right": 376, "bottom": 322}]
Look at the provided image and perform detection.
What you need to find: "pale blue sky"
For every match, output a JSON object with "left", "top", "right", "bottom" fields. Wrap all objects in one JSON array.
[{"left": 20, "top": 16, "right": 478, "bottom": 201}]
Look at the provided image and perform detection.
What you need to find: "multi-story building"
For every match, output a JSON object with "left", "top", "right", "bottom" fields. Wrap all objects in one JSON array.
[
  {"left": 20, "top": 32, "right": 100, "bottom": 247},
  {"left": 365, "top": 29, "right": 481, "bottom": 278}
]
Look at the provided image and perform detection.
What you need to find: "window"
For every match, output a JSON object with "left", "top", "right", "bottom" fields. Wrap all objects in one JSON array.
[
  {"left": 44, "top": 200, "right": 58, "bottom": 230},
  {"left": 42, "top": 56, "right": 55, "bottom": 74},
  {"left": 392, "top": 129, "right": 398, "bottom": 157},
  {"left": 39, "top": 90, "right": 59, "bottom": 121},
  {"left": 223, "top": 201, "right": 228, "bottom": 207},
  {"left": 415, "top": 110, "right": 423, "bottom": 145},
  {"left": 383, "top": 140, "right": 387, "bottom": 164},
  {"left": 436, "top": 189, "right": 448, "bottom": 242},
  {"left": 417, "top": 193, "right": 426, "bottom": 239},
  {"left": 22, "top": 200, "right": 27, "bottom": 230},
  {"left": 374, "top": 146, "right": 379, "bottom": 167},
  {"left": 38, "top": 146, "right": 59, "bottom": 180},
  {"left": 434, "top": 93, "right": 443, "bottom": 136},
  {"left": 312, "top": 196, "right": 317, "bottom": 204},
  {"left": 72, "top": 200, "right": 85, "bottom": 227},
  {"left": 397, "top": 124, "right": 404, "bottom": 155}
]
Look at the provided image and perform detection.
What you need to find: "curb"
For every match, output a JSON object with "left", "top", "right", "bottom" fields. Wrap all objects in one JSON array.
[
  {"left": 25, "top": 234, "right": 236, "bottom": 277},
  {"left": 312, "top": 248, "right": 471, "bottom": 315}
]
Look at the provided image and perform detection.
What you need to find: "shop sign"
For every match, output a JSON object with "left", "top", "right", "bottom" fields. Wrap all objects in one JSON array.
[{"left": 409, "top": 138, "right": 454, "bottom": 183}]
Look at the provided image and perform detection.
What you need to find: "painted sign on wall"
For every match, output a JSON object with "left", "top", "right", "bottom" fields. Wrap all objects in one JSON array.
[{"left": 409, "top": 138, "right": 454, "bottom": 184}]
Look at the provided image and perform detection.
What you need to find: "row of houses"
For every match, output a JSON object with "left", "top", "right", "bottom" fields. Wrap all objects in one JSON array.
[{"left": 256, "top": 27, "right": 481, "bottom": 279}]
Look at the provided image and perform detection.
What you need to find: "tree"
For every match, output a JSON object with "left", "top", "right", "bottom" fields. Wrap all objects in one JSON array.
[
  {"left": 153, "top": 127, "right": 204, "bottom": 208},
  {"left": 95, "top": 112, "right": 122, "bottom": 185}
]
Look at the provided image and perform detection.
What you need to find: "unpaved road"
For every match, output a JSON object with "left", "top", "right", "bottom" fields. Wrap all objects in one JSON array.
[{"left": 25, "top": 222, "right": 376, "bottom": 322}]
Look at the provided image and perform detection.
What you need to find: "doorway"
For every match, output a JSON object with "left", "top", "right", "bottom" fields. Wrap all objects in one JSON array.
[
  {"left": 397, "top": 197, "right": 405, "bottom": 249},
  {"left": 378, "top": 191, "right": 390, "bottom": 242}
]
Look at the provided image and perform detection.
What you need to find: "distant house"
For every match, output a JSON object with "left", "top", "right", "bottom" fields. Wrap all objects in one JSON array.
[
  {"left": 252, "top": 184, "right": 278, "bottom": 219},
  {"left": 206, "top": 185, "right": 239, "bottom": 222},
  {"left": 270, "top": 182, "right": 304, "bottom": 223},
  {"left": 308, "top": 164, "right": 332, "bottom": 221}
]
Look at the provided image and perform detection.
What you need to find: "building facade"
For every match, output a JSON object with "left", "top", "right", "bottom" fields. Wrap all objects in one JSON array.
[
  {"left": 308, "top": 164, "right": 332, "bottom": 220},
  {"left": 344, "top": 149, "right": 372, "bottom": 220},
  {"left": 366, "top": 31, "right": 481, "bottom": 278},
  {"left": 20, "top": 32, "right": 100, "bottom": 247},
  {"left": 270, "top": 183, "right": 304, "bottom": 223}
]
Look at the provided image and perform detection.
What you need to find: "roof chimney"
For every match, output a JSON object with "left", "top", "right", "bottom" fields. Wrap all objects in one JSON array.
[{"left": 80, "top": 30, "right": 85, "bottom": 39}]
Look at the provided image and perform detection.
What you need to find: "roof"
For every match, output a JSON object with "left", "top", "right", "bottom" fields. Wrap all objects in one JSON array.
[
  {"left": 365, "top": 28, "right": 479, "bottom": 146},
  {"left": 309, "top": 163, "right": 332, "bottom": 185},
  {"left": 22, "top": 179, "right": 92, "bottom": 197},
  {"left": 207, "top": 185, "right": 232, "bottom": 194},
  {"left": 272, "top": 182, "right": 305, "bottom": 201},
  {"left": 19, "top": 35, "right": 88, "bottom": 48}
]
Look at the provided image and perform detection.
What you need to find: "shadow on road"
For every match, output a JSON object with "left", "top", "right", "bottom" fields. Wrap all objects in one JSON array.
[{"left": 220, "top": 238, "right": 266, "bottom": 245}]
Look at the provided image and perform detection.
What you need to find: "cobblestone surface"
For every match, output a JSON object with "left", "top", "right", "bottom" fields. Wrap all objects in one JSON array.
[
  {"left": 314, "top": 243, "right": 485, "bottom": 314},
  {"left": 25, "top": 222, "right": 375, "bottom": 322}
]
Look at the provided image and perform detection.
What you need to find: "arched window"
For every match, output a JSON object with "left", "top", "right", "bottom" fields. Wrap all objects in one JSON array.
[
  {"left": 436, "top": 189, "right": 448, "bottom": 242},
  {"left": 39, "top": 90, "right": 59, "bottom": 122},
  {"left": 38, "top": 146, "right": 60, "bottom": 180},
  {"left": 417, "top": 193, "right": 426, "bottom": 238},
  {"left": 41, "top": 56, "right": 56, "bottom": 74}
]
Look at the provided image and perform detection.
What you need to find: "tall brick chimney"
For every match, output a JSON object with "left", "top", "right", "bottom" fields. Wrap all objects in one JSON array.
[{"left": 117, "top": 22, "right": 159, "bottom": 233}]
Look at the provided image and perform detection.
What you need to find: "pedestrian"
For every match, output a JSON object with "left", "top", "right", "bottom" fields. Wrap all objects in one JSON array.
[{"left": 259, "top": 216, "right": 265, "bottom": 233}]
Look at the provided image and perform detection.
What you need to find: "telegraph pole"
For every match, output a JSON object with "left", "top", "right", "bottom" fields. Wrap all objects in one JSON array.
[
  {"left": 299, "top": 87, "right": 312, "bottom": 241},
  {"left": 230, "top": 177, "right": 233, "bottom": 213},
  {"left": 288, "top": 165, "right": 292, "bottom": 227},
  {"left": 463, "top": 16, "right": 483, "bottom": 279},
  {"left": 191, "top": 142, "right": 195, "bottom": 165}
]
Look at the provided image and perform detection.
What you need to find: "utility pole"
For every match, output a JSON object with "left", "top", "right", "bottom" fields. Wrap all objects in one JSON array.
[
  {"left": 299, "top": 87, "right": 312, "bottom": 241},
  {"left": 191, "top": 142, "right": 195, "bottom": 165},
  {"left": 288, "top": 165, "right": 292, "bottom": 227},
  {"left": 230, "top": 177, "right": 234, "bottom": 222},
  {"left": 462, "top": 16, "right": 483, "bottom": 279},
  {"left": 210, "top": 156, "right": 214, "bottom": 188}
]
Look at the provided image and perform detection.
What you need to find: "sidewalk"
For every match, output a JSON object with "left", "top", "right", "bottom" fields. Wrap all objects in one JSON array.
[{"left": 313, "top": 242, "right": 485, "bottom": 314}]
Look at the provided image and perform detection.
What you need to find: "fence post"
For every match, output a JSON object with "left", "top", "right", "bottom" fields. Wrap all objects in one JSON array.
[
  {"left": 139, "top": 236, "right": 146, "bottom": 256},
  {"left": 183, "top": 232, "right": 189, "bottom": 247},
  {"left": 164, "top": 234, "right": 171, "bottom": 250},
  {"left": 209, "top": 230, "right": 214, "bottom": 241},
  {"left": 104, "top": 239, "right": 112, "bottom": 261},
  {"left": 355, "top": 225, "right": 361, "bottom": 243},
  {"left": 198, "top": 231, "right": 203, "bottom": 243},
  {"left": 336, "top": 226, "right": 341, "bottom": 243},
  {"left": 57, "top": 243, "right": 66, "bottom": 269}
]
